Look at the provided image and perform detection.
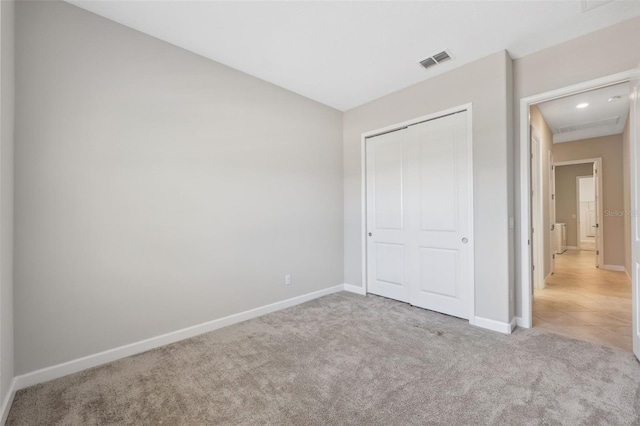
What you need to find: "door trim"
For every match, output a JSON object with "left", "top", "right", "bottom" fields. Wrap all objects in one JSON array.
[
  {"left": 519, "top": 69, "right": 640, "bottom": 329},
  {"left": 549, "top": 151, "right": 556, "bottom": 276},
  {"left": 360, "top": 103, "right": 475, "bottom": 324},
  {"left": 576, "top": 174, "right": 595, "bottom": 251}
]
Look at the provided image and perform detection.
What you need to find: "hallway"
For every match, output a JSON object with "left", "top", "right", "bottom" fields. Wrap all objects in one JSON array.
[{"left": 533, "top": 250, "right": 632, "bottom": 351}]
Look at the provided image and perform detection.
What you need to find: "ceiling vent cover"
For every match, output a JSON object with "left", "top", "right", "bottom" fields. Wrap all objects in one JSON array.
[
  {"left": 555, "top": 116, "right": 619, "bottom": 134},
  {"left": 419, "top": 49, "right": 453, "bottom": 70}
]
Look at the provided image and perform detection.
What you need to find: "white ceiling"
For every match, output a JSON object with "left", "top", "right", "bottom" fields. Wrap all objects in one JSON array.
[
  {"left": 66, "top": 0, "right": 640, "bottom": 111},
  {"left": 537, "top": 82, "right": 630, "bottom": 143}
]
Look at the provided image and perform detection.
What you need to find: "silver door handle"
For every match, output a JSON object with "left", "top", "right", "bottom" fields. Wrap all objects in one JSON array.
[{"left": 461, "top": 237, "right": 468, "bottom": 243}]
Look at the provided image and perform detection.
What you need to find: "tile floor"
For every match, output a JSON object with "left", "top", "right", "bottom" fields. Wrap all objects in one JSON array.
[{"left": 533, "top": 250, "right": 632, "bottom": 351}]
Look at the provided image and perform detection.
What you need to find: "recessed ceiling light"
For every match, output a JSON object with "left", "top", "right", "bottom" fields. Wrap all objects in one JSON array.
[
  {"left": 608, "top": 96, "right": 622, "bottom": 102},
  {"left": 576, "top": 102, "right": 589, "bottom": 109}
]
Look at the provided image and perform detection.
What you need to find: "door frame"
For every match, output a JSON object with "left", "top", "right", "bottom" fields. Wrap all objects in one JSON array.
[
  {"left": 360, "top": 103, "right": 475, "bottom": 323},
  {"left": 553, "top": 158, "right": 603, "bottom": 264},
  {"left": 576, "top": 174, "right": 596, "bottom": 252},
  {"left": 549, "top": 151, "right": 556, "bottom": 276},
  {"left": 519, "top": 69, "right": 640, "bottom": 329}
]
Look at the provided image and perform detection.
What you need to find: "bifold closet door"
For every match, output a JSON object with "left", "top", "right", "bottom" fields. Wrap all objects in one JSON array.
[{"left": 366, "top": 111, "right": 471, "bottom": 320}]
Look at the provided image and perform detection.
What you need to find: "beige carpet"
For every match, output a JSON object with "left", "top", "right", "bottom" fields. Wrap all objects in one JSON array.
[{"left": 7, "top": 292, "right": 640, "bottom": 425}]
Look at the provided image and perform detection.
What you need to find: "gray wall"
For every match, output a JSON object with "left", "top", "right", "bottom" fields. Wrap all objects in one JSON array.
[
  {"left": 343, "top": 51, "right": 513, "bottom": 324},
  {"left": 15, "top": 1, "right": 343, "bottom": 374},
  {"left": 552, "top": 135, "right": 625, "bottom": 266},
  {"left": 0, "top": 0, "right": 15, "bottom": 404},
  {"left": 554, "top": 163, "right": 594, "bottom": 248},
  {"left": 513, "top": 16, "right": 640, "bottom": 318}
]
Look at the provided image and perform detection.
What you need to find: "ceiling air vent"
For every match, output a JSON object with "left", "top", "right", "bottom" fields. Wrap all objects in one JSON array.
[
  {"left": 419, "top": 49, "right": 453, "bottom": 70},
  {"left": 555, "top": 116, "right": 619, "bottom": 134}
]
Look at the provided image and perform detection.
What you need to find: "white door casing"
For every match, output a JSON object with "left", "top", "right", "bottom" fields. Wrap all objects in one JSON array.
[
  {"left": 630, "top": 76, "right": 640, "bottom": 360},
  {"left": 365, "top": 108, "right": 472, "bottom": 320},
  {"left": 549, "top": 152, "right": 556, "bottom": 276}
]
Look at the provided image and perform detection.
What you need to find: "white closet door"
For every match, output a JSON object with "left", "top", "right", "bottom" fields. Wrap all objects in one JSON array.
[
  {"left": 366, "top": 129, "right": 410, "bottom": 303},
  {"left": 405, "top": 112, "right": 471, "bottom": 319}
]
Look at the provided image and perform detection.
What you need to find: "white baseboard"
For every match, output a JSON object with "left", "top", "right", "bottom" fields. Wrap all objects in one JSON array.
[
  {"left": 473, "top": 316, "right": 514, "bottom": 334},
  {"left": 601, "top": 264, "right": 625, "bottom": 272},
  {"left": 14, "top": 285, "right": 345, "bottom": 391},
  {"left": 343, "top": 283, "right": 366, "bottom": 295},
  {"left": 0, "top": 378, "right": 16, "bottom": 425},
  {"left": 514, "top": 316, "right": 529, "bottom": 328}
]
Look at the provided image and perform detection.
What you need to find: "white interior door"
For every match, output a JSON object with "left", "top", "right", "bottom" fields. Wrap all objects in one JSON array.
[
  {"left": 366, "top": 129, "right": 410, "bottom": 303},
  {"left": 577, "top": 175, "right": 596, "bottom": 250},
  {"left": 630, "top": 75, "right": 640, "bottom": 361},
  {"left": 549, "top": 153, "right": 556, "bottom": 275},
  {"left": 366, "top": 111, "right": 472, "bottom": 320},
  {"left": 593, "top": 162, "right": 600, "bottom": 267}
]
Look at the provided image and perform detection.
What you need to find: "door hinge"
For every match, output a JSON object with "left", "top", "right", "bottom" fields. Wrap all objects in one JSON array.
[
  {"left": 596, "top": 250, "right": 599, "bottom": 255},
  {"left": 551, "top": 194, "right": 555, "bottom": 200},
  {"left": 553, "top": 254, "right": 556, "bottom": 259},
  {"left": 532, "top": 265, "right": 535, "bottom": 271},
  {"left": 551, "top": 165, "right": 554, "bottom": 170},
  {"left": 595, "top": 223, "right": 599, "bottom": 228}
]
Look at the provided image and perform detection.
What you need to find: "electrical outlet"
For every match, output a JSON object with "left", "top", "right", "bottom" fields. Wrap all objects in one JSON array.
[{"left": 285, "top": 274, "right": 292, "bottom": 285}]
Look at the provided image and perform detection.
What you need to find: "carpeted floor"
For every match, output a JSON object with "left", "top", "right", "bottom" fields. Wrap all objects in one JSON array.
[{"left": 7, "top": 292, "right": 640, "bottom": 425}]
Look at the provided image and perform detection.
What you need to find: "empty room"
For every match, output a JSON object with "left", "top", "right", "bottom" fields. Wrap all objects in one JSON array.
[{"left": 1, "top": 0, "right": 640, "bottom": 424}]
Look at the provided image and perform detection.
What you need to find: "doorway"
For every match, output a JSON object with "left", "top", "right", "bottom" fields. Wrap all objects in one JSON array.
[
  {"left": 577, "top": 174, "right": 597, "bottom": 251},
  {"left": 520, "top": 70, "right": 639, "bottom": 356},
  {"left": 552, "top": 158, "right": 603, "bottom": 267},
  {"left": 363, "top": 106, "right": 474, "bottom": 321}
]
